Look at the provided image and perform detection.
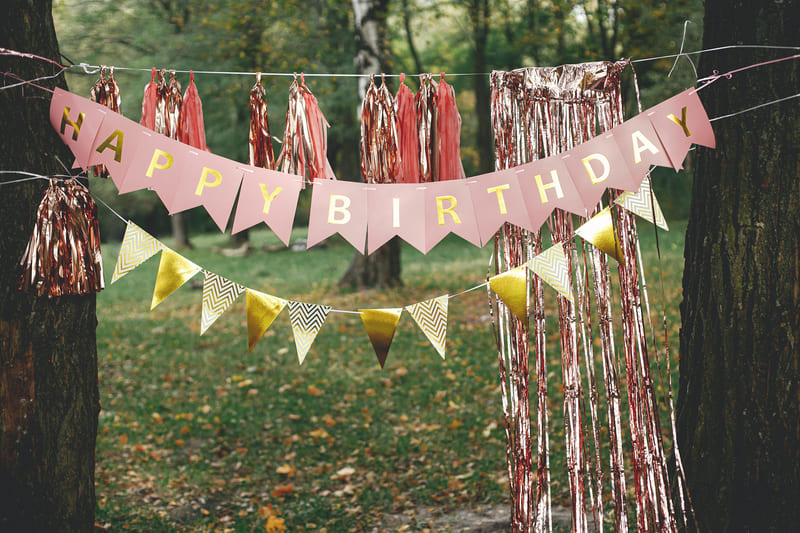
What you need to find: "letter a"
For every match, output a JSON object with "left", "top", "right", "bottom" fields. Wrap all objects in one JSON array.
[
  {"left": 95, "top": 129, "right": 125, "bottom": 163},
  {"left": 631, "top": 130, "right": 660, "bottom": 164}
]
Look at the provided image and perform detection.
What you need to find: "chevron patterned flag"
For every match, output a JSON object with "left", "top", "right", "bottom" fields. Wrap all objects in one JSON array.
[
  {"left": 201, "top": 271, "right": 245, "bottom": 335},
  {"left": 528, "top": 243, "right": 573, "bottom": 301},
  {"left": 614, "top": 178, "right": 668, "bottom": 230},
  {"left": 151, "top": 249, "right": 202, "bottom": 309},
  {"left": 404, "top": 295, "right": 448, "bottom": 359},
  {"left": 288, "top": 301, "right": 331, "bottom": 364},
  {"left": 112, "top": 221, "right": 164, "bottom": 283}
]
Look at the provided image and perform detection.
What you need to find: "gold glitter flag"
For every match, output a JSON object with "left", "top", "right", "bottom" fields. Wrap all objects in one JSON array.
[
  {"left": 359, "top": 308, "right": 403, "bottom": 368},
  {"left": 575, "top": 207, "right": 625, "bottom": 264},
  {"left": 151, "top": 249, "right": 201, "bottom": 310},
  {"left": 246, "top": 289, "right": 287, "bottom": 351},
  {"left": 489, "top": 266, "right": 529, "bottom": 322}
]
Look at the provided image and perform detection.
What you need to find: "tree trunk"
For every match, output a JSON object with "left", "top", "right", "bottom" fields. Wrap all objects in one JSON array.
[
  {"left": 471, "top": 0, "right": 493, "bottom": 174},
  {"left": 171, "top": 211, "right": 192, "bottom": 249},
  {"left": 0, "top": 1, "right": 99, "bottom": 531},
  {"left": 677, "top": 1, "right": 800, "bottom": 531},
  {"left": 341, "top": 0, "right": 402, "bottom": 289}
]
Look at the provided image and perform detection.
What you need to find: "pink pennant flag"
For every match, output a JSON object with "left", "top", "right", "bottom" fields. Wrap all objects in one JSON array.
[
  {"left": 516, "top": 157, "right": 586, "bottom": 227},
  {"left": 86, "top": 110, "right": 144, "bottom": 189},
  {"left": 612, "top": 115, "right": 673, "bottom": 187},
  {"left": 49, "top": 88, "right": 107, "bottom": 169},
  {"left": 307, "top": 179, "right": 368, "bottom": 252},
  {"left": 232, "top": 165, "right": 303, "bottom": 246},
  {"left": 116, "top": 129, "right": 190, "bottom": 212},
  {"left": 561, "top": 131, "right": 638, "bottom": 208},
  {"left": 366, "top": 183, "right": 427, "bottom": 254},
  {"left": 167, "top": 150, "right": 244, "bottom": 232},
  {"left": 647, "top": 89, "right": 716, "bottom": 170},
  {"left": 423, "top": 180, "right": 482, "bottom": 252},
  {"left": 467, "top": 168, "right": 533, "bottom": 245}
]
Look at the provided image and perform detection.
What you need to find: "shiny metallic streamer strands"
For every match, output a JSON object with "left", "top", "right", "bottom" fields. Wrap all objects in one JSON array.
[
  {"left": 359, "top": 75, "right": 400, "bottom": 184},
  {"left": 89, "top": 67, "right": 121, "bottom": 178},
  {"left": 19, "top": 178, "right": 104, "bottom": 297},
  {"left": 249, "top": 79, "right": 276, "bottom": 169},
  {"left": 415, "top": 73, "right": 438, "bottom": 182}
]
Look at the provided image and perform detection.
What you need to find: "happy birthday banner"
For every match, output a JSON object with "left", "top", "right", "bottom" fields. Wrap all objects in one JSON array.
[{"left": 50, "top": 87, "right": 713, "bottom": 254}]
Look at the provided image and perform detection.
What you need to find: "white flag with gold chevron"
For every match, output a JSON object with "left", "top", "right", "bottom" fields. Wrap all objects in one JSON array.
[
  {"left": 404, "top": 295, "right": 449, "bottom": 359},
  {"left": 112, "top": 221, "right": 164, "bottom": 283},
  {"left": 614, "top": 178, "right": 668, "bottom": 230},
  {"left": 288, "top": 301, "right": 332, "bottom": 364},
  {"left": 528, "top": 243, "right": 573, "bottom": 301},
  {"left": 201, "top": 271, "right": 245, "bottom": 335}
]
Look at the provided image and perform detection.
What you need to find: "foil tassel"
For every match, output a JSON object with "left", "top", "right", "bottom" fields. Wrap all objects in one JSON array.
[
  {"left": 415, "top": 73, "right": 438, "bottom": 182},
  {"left": 249, "top": 75, "right": 276, "bottom": 169},
  {"left": 140, "top": 67, "right": 159, "bottom": 130},
  {"left": 181, "top": 71, "right": 209, "bottom": 151},
  {"left": 19, "top": 178, "right": 104, "bottom": 297},
  {"left": 395, "top": 73, "right": 420, "bottom": 183},
  {"left": 277, "top": 74, "right": 335, "bottom": 183},
  {"left": 164, "top": 71, "right": 183, "bottom": 140},
  {"left": 89, "top": 67, "right": 121, "bottom": 178},
  {"left": 435, "top": 73, "right": 465, "bottom": 181},
  {"left": 359, "top": 75, "right": 400, "bottom": 184}
]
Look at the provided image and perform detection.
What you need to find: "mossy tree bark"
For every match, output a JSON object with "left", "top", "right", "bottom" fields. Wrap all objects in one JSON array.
[
  {"left": 677, "top": 1, "right": 800, "bottom": 531},
  {"left": 0, "top": 1, "right": 99, "bottom": 531}
]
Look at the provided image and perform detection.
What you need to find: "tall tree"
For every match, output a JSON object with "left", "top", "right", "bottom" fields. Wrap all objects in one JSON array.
[
  {"left": 0, "top": 1, "right": 99, "bottom": 531},
  {"left": 340, "top": 0, "right": 403, "bottom": 288},
  {"left": 677, "top": 1, "right": 800, "bottom": 531},
  {"left": 468, "top": 0, "right": 493, "bottom": 174}
]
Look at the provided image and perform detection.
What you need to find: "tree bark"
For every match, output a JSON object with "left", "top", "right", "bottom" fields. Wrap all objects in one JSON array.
[
  {"left": 470, "top": 0, "right": 494, "bottom": 174},
  {"left": 341, "top": 0, "right": 402, "bottom": 289},
  {"left": 677, "top": 1, "right": 800, "bottom": 531},
  {"left": 0, "top": 1, "right": 99, "bottom": 532}
]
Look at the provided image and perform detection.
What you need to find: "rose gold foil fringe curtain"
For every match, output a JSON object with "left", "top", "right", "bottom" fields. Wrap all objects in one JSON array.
[{"left": 489, "top": 61, "right": 684, "bottom": 532}]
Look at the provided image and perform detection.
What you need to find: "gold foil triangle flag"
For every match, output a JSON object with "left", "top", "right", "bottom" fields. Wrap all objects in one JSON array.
[
  {"left": 112, "top": 221, "right": 164, "bottom": 283},
  {"left": 151, "top": 249, "right": 201, "bottom": 310},
  {"left": 404, "top": 295, "right": 448, "bottom": 359},
  {"left": 489, "top": 266, "right": 529, "bottom": 322},
  {"left": 201, "top": 271, "right": 245, "bottom": 335},
  {"left": 575, "top": 207, "right": 624, "bottom": 264},
  {"left": 614, "top": 178, "right": 669, "bottom": 230},
  {"left": 288, "top": 301, "right": 331, "bottom": 365},
  {"left": 359, "top": 308, "right": 403, "bottom": 369},
  {"left": 528, "top": 243, "right": 573, "bottom": 301},
  {"left": 246, "top": 289, "right": 287, "bottom": 351}
]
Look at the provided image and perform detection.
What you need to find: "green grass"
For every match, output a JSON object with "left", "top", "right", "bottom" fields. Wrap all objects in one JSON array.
[{"left": 95, "top": 220, "right": 686, "bottom": 532}]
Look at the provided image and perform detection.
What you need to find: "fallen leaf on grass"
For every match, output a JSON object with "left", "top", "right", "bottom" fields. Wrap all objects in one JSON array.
[
  {"left": 306, "top": 385, "right": 323, "bottom": 396},
  {"left": 270, "top": 484, "right": 294, "bottom": 498},
  {"left": 276, "top": 464, "right": 296, "bottom": 477}
]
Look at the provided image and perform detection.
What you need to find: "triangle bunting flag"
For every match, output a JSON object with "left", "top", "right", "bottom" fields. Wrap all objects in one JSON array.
[
  {"left": 201, "top": 271, "right": 245, "bottom": 335},
  {"left": 575, "top": 207, "right": 625, "bottom": 264},
  {"left": 246, "top": 289, "right": 287, "bottom": 351},
  {"left": 489, "top": 266, "right": 529, "bottom": 322},
  {"left": 614, "top": 178, "right": 669, "bottom": 230},
  {"left": 288, "top": 301, "right": 331, "bottom": 365},
  {"left": 528, "top": 243, "right": 573, "bottom": 301},
  {"left": 151, "top": 249, "right": 202, "bottom": 309},
  {"left": 359, "top": 308, "right": 404, "bottom": 368},
  {"left": 112, "top": 221, "right": 164, "bottom": 283},
  {"left": 404, "top": 295, "right": 449, "bottom": 359}
]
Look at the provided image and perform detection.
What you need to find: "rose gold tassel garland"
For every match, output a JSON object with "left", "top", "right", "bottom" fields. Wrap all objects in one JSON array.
[
  {"left": 181, "top": 71, "right": 209, "bottom": 151},
  {"left": 277, "top": 74, "right": 335, "bottom": 183},
  {"left": 19, "top": 178, "right": 104, "bottom": 297},
  {"left": 359, "top": 74, "right": 400, "bottom": 184},
  {"left": 395, "top": 73, "right": 420, "bottom": 183},
  {"left": 435, "top": 73, "right": 466, "bottom": 181},
  {"left": 249, "top": 74, "right": 276, "bottom": 169},
  {"left": 415, "top": 73, "right": 438, "bottom": 183},
  {"left": 89, "top": 67, "right": 121, "bottom": 178}
]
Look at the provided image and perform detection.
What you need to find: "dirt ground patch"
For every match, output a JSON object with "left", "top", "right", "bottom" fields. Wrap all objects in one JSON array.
[{"left": 376, "top": 504, "right": 577, "bottom": 532}]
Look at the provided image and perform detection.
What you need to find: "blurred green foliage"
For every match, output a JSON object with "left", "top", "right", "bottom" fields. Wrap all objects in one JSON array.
[{"left": 53, "top": 0, "right": 701, "bottom": 239}]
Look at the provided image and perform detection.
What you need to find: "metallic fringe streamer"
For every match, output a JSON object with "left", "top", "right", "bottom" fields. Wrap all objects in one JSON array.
[
  {"left": 19, "top": 178, "right": 104, "bottom": 297},
  {"left": 249, "top": 76, "right": 276, "bottom": 169},
  {"left": 277, "top": 75, "right": 335, "bottom": 183},
  {"left": 89, "top": 67, "right": 121, "bottom": 178},
  {"left": 359, "top": 75, "right": 400, "bottom": 184}
]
